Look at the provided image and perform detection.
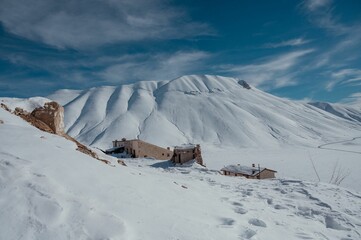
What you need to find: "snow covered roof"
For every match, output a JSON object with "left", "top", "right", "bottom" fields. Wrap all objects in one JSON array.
[
  {"left": 174, "top": 144, "right": 196, "bottom": 150},
  {"left": 221, "top": 165, "right": 276, "bottom": 176}
]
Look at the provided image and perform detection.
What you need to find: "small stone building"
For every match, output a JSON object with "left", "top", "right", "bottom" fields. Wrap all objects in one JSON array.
[
  {"left": 112, "top": 138, "right": 173, "bottom": 160},
  {"left": 171, "top": 144, "right": 204, "bottom": 166},
  {"left": 221, "top": 164, "right": 276, "bottom": 179}
]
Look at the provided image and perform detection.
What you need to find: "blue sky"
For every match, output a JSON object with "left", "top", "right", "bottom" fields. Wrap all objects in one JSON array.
[{"left": 0, "top": 0, "right": 361, "bottom": 103}]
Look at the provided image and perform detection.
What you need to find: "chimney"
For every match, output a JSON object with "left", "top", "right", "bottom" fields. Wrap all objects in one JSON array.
[{"left": 252, "top": 163, "right": 255, "bottom": 167}]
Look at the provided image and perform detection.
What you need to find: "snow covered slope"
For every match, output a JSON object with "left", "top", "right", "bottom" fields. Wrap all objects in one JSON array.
[
  {"left": 49, "top": 75, "right": 361, "bottom": 149},
  {"left": 309, "top": 101, "right": 361, "bottom": 124},
  {"left": 1, "top": 107, "right": 361, "bottom": 240}
]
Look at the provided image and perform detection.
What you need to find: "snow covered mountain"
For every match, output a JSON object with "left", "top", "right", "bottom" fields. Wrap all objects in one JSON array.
[
  {"left": 1, "top": 106, "right": 361, "bottom": 240},
  {"left": 309, "top": 101, "right": 361, "bottom": 124},
  {"left": 48, "top": 75, "right": 361, "bottom": 149}
]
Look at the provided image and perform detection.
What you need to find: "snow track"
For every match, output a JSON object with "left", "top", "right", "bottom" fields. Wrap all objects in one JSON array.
[{"left": 318, "top": 136, "right": 361, "bottom": 154}]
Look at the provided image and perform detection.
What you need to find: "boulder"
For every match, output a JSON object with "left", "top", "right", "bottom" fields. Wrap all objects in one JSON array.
[{"left": 31, "top": 102, "right": 65, "bottom": 134}]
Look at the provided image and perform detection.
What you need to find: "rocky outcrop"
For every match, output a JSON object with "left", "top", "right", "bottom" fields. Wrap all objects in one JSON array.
[
  {"left": 31, "top": 102, "right": 64, "bottom": 134},
  {"left": 238, "top": 80, "right": 251, "bottom": 89},
  {"left": 1, "top": 101, "right": 110, "bottom": 165},
  {"left": 14, "top": 107, "right": 54, "bottom": 133}
]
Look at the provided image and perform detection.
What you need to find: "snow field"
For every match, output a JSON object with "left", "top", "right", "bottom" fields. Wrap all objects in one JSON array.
[{"left": 1, "top": 107, "right": 361, "bottom": 239}]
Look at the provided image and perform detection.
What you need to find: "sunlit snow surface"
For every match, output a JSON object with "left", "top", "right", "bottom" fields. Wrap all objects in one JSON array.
[
  {"left": 1, "top": 105, "right": 361, "bottom": 239},
  {"left": 48, "top": 75, "right": 361, "bottom": 149},
  {"left": 1, "top": 75, "right": 361, "bottom": 239},
  {"left": 47, "top": 75, "right": 361, "bottom": 191}
]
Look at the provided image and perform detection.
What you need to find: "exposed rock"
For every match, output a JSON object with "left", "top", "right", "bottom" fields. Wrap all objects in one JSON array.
[
  {"left": 31, "top": 102, "right": 65, "bottom": 134},
  {"left": 238, "top": 80, "right": 251, "bottom": 89},
  {"left": 0, "top": 103, "right": 10, "bottom": 112},
  {"left": 62, "top": 133, "right": 111, "bottom": 164},
  {"left": 117, "top": 159, "right": 127, "bottom": 166},
  {"left": 0, "top": 119, "right": 3, "bottom": 124},
  {"left": 2, "top": 101, "right": 110, "bottom": 165},
  {"left": 14, "top": 107, "right": 54, "bottom": 133}
]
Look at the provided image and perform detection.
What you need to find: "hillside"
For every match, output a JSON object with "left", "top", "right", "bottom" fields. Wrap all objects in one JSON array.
[
  {"left": 309, "top": 101, "right": 361, "bottom": 124},
  {"left": 1, "top": 107, "right": 361, "bottom": 240},
  {"left": 48, "top": 75, "right": 361, "bottom": 150}
]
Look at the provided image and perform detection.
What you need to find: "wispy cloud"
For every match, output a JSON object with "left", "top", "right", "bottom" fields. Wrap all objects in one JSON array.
[
  {"left": 301, "top": 0, "right": 348, "bottom": 34},
  {"left": 99, "top": 51, "right": 211, "bottom": 83},
  {"left": 300, "top": 0, "right": 361, "bottom": 86},
  {"left": 0, "top": 0, "right": 212, "bottom": 49},
  {"left": 340, "top": 92, "right": 361, "bottom": 104},
  {"left": 219, "top": 49, "right": 315, "bottom": 89},
  {"left": 303, "top": 0, "right": 332, "bottom": 12},
  {"left": 326, "top": 68, "right": 361, "bottom": 91},
  {"left": 263, "top": 38, "right": 311, "bottom": 48}
]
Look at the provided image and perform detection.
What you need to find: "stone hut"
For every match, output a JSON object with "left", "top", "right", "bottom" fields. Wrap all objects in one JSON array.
[
  {"left": 221, "top": 164, "right": 276, "bottom": 179},
  {"left": 171, "top": 144, "right": 203, "bottom": 166},
  {"left": 112, "top": 138, "right": 173, "bottom": 160}
]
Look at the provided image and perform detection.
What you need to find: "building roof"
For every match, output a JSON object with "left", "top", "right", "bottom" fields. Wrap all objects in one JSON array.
[
  {"left": 174, "top": 144, "right": 196, "bottom": 150},
  {"left": 221, "top": 165, "right": 276, "bottom": 176}
]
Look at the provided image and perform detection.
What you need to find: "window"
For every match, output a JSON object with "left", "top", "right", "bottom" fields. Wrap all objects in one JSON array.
[{"left": 167, "top": 153, "right": 170, "bottom": 157}]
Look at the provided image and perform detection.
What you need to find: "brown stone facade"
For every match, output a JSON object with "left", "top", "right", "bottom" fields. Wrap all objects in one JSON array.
[
  {"left": 222, "top": 168, "right": 276, "bottom": 179},
  {"left": 113, "top": 139, "right": 173, "bottom": 160},
  {"left": 171, "top": 144, "right": 203, "bottom": 166}
]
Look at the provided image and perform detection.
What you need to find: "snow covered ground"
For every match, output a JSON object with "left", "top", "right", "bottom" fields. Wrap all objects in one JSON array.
[
  {"left": 45, "top": 75, "right": 361, "bottom": 192},
  {"left": 202, "top": 144, "right": 361, "bottom": 192},
  {"left": 1, "top": 107, "right": 361, "bottom": 240},
  {"left": 48, "top": 75, "right": 361, "bottom": 149}
]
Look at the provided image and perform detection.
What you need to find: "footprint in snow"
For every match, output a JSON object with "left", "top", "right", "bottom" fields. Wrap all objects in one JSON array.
[
  {"left": 234, "top": 207, "right": 248, "bottom": 215},
  {"left": 219, "top": 217, "right": 236, "bottom": 227},
  {"left": 248, "top": 218, "right": 267, "bottom": 228},
  {"left": 239, "top": 228, "right": 257, "bottom": 239},
  {"left": 324, "top": 216, "right": 350, "bottom": 231},
  {"left": 274, "top": 204, "right": 288, "bottom": 210},
  {"left": 232, "top": 201, "right": 243, "bottom": 207}
]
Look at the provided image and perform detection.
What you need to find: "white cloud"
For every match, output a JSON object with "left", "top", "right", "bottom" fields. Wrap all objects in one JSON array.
[
  {"left": 98, "top": 51, "right": 211, "bottom": 83},
  {"left": 219, "top": 49, "right": 314, "bottom": 89},
  {"left": 340, "top": 92, "right": 361, "bottom": 104},
  {"left": 0, "top": 0, "right": 212, "bottom": 49},
  {"left": 326, "top": 68, "right": 361, "bottom": 91},
  {"left": 263, "top": 38, "right": 311, "bottom": 48},
  {"left": 300, "top": 0, "right": 361, "bottom": 72},
  {"left": 301, "top": 0, "right": 348, "bottom": 34},
  {"left": 303, "top": 0, "right": 332, "bottom": 12}
]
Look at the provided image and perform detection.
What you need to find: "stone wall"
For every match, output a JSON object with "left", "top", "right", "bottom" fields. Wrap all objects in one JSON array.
[
  {"left": 171, "top": 144, "right": 204, "bottom": 165},
  {"left": 115, "top": 139, "right": 173, "bottom": 160},
  {"left": 259, "top": 169, "right": 276, "bottom": 179}
]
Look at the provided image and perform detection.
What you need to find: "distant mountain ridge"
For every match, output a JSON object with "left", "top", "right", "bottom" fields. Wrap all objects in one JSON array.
[
  {"left": 309, "top": 101, "right": 361, "bottom": 124},
  {"left": 48, "top": 75, "right": 361, "bottom": 149}
]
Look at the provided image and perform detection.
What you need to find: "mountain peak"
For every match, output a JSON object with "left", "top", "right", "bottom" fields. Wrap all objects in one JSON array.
[{"left": 161, "top": 74, "right": 246, "bottom": 93}]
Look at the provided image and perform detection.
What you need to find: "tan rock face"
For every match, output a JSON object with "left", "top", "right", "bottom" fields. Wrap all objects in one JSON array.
[{"left": 31, "top": 102, "right": 65, "bottom": 134}]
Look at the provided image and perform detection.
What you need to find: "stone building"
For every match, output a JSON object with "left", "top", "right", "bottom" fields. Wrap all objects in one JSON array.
[
  {"left": 171, "top": 144, "right": 204, "bottom": 166},
  {"left": 221, "top": 164, "right": 276, "bottom": 179},
  {"left": 112, "top": 138, "right": 173, "bottom": 160}
]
